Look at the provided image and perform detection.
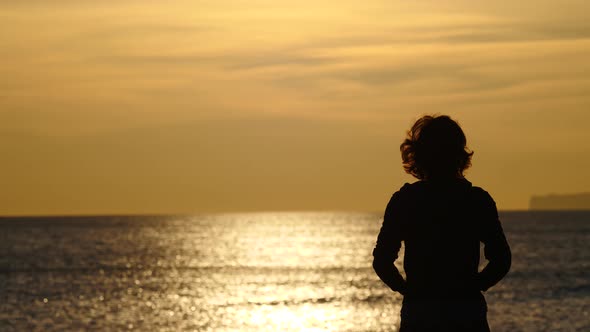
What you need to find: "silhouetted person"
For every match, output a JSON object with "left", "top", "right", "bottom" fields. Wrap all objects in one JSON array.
[{"left": 373, "top": 115, "right": 511, "bottom": 332}]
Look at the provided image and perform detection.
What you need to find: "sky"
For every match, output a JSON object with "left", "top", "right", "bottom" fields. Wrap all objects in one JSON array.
[{"left": 1, "top": 1, "right": 589, "bottom": 215}]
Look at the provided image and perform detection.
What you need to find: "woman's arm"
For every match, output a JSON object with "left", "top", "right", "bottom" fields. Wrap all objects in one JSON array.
[
  {"left": 477, "top": 193, "right": 512, "bottom": 291},
  {"left": 372, "top": 191, "right": 407, "bottom": 295}
]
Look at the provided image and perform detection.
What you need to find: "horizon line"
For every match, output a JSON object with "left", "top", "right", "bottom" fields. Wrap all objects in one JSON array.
[{"left": 2, "top": 209, "right": 590, "bottom": 219}]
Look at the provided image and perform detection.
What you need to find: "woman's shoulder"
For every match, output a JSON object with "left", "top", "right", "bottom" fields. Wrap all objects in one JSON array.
[
  {"left": 388, "top": 181, "right": 428, "bottom": 205},
  {"left": 468, "top": 185, "right": 498, "bottom": 215},
  {"left": 470, "top": 185, "right": 496, "bottom": 203},
  {"left": 394, "top": 181, "right": 426, "bottom": 195}
]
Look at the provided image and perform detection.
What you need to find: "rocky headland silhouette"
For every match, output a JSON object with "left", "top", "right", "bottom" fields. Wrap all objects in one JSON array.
[{"left": 529, "top": 192, "right": 590, "bottom": 210}]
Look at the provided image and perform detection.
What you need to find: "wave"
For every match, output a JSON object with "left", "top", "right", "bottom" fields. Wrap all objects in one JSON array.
[{"left": 215, "top": 294, "right": 389, "bottom": 307}]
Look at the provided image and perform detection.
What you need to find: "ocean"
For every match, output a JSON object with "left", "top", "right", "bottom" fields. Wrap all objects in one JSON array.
[{"left": 0, "top": 211, "right": 588, "bottom": 331}]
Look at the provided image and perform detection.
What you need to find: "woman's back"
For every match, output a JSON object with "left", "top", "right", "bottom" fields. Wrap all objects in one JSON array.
[{"left": 399, "top": 179, "right": 495, "bottom": 299}]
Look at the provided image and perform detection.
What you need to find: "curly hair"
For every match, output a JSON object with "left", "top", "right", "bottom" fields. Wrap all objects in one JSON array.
[{"left": 400, "top": 115, "right": 474, "bottom": 180}]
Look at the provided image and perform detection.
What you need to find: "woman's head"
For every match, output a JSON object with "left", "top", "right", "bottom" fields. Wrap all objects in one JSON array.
[{"left": 400, "top": 115, "right": 473, "bottom": 180}]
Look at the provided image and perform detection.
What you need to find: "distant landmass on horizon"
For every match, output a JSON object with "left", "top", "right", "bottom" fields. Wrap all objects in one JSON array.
[{"left": 530, "top": 192, "right": 590, "bottom": 210}]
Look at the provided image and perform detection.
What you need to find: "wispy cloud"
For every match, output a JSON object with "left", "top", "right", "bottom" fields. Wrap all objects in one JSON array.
[{"left": 2, "top": 1, "right": 590, "bottom": 121}]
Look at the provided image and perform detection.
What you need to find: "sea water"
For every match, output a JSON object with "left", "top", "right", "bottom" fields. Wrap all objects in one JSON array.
[{"left": 0, "top": 211, "right": 588, "bottom": 331}]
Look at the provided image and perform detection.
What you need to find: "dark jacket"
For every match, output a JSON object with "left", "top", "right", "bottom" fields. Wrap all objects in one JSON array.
[{"left": 372, "top": 179, "right": 511, "bottom": 323}]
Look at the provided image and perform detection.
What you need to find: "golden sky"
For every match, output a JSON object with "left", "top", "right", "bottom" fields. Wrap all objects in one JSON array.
[{"left": 1, "top": 1, "right": 589, "bottom": 215}]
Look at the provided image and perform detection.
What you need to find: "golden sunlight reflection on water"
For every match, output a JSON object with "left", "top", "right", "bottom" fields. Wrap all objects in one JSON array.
[{"left": 181, "top": 212, "right": 403, "bottom": 331}]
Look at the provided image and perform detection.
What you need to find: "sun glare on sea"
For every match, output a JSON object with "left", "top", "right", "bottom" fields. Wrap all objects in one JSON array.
[
  {"left": 184, "top": 212, "right": 403, "bottom": 331},
  {"left": 248, "top": 305, "right": 331, "bottom": 331}
]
